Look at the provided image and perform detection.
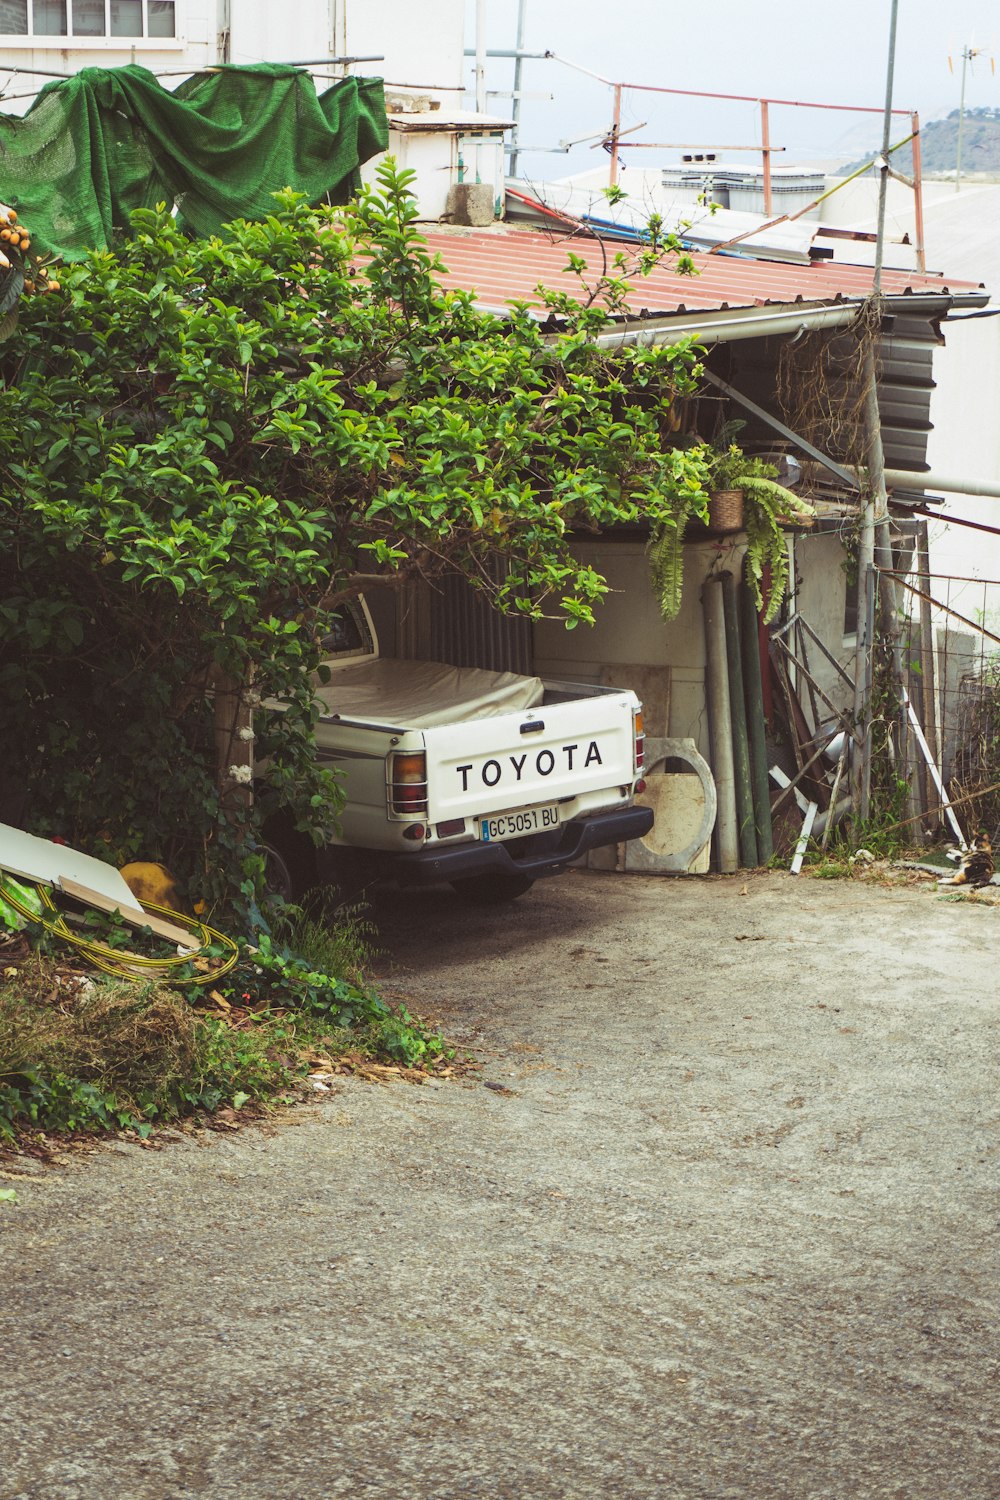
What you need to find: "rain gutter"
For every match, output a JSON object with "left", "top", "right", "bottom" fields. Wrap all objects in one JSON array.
[
  {"left": 560, "top": 292, "right": 987, "bottom": 353},
  {"left": 577, "top": 301, "right": 860, "bottom": 349}
]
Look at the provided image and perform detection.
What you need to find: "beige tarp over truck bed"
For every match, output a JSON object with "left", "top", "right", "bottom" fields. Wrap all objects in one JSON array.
[{"left": 313, "top": 658, "right": 545, "bottom": 730}]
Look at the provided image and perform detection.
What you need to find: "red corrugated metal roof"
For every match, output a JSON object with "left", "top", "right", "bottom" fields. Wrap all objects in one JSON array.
[{"left": 418, "top": 225, "right": 986, "bottom": 317}]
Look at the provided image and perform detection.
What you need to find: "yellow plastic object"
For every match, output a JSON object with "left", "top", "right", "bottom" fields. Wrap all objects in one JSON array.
[{"left": 118, "top": 861, "right": 188, "bottom": 916}]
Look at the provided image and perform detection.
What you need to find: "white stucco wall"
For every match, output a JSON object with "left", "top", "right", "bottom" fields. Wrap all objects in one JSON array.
[
  {"left": 363, "top": 123, "right": 506, "bottom": 222},
  {"left": 229, "top": 0, "right": 465, "bottom": 94},
  {"left": 0, "top": 1, "right": 214, "bottom": 98},
  {"left": 339, "top": 0, "right": 464, "bottom": 96},
  {"left": 531, "top": 537, "right": 753, "bottom": 764},
  {"left": 0, "top": 0, "right": 467, "bottom": 105}
]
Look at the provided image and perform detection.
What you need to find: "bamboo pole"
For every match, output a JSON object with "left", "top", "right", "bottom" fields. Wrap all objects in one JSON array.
[
  {"left": 739, "top": 577, "right": 773, "bottom": 862},
  {"left": 703, "top": 578, "right": 739, "bottom": 873},
  {"left": 721, "top": 573, "right": 758, "bottom": 868}
]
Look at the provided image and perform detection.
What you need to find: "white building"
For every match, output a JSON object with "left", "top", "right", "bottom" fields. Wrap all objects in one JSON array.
[
  {"left": 0, "top": 2, "right": 462, "bottom": 95},
  {"left": 0, "top": 1, "right": 509, "bottom": 222}
]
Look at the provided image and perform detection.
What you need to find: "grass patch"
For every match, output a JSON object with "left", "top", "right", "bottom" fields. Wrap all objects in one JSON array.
[
  {"left": 804, "top": 858, "right": 852, "bottom": 879},
  {"left": 0, "top": 899, "right": 452, "bottom": 1145},
  {"left": 273, "top": 895, "right": 380, "bottom": 983}
]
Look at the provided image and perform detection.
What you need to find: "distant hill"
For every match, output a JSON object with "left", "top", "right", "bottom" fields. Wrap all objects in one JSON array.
[{"left": 839, "top": 109, "right": 1000, "bottom": 178}]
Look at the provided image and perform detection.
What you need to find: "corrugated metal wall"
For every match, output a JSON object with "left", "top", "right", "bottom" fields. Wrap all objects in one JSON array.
[
  {"left": 719, "top": 313, "right": 942, "bottom": 478},
  {"left": 394, "top": 570, "right": 533, "bottom": 674},
  {"left": 876, "top": 313, "right": 943, "bottom": 475}
]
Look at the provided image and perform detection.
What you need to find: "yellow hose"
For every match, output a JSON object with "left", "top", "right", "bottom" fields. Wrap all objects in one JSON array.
[{"left": 0, "top": 879, "right": 240, "bottom": 985}]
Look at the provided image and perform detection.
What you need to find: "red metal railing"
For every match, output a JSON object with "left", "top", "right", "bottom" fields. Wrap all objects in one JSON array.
[{"left": 545, "top": 57, "right": 925, "bottom": 272}]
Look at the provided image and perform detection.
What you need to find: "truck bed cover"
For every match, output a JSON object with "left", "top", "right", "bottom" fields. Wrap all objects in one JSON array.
[{"left": 314, "top": 657, "right": 545, "bottom": 730}]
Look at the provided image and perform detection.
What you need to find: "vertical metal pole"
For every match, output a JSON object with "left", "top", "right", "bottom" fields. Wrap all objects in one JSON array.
[
  {"left": 910, "top": 111, "right": 926, "bottom": 272},
  {"left": 721, "top": 573, "right": 759, "bottom": 869},
  {"left": 474, "top": 0, "right": 487, "bottom": 114},
  {"left": 508, "top": 0, "right": 528, "bottom": 177},
  {"left": 760, "top": 99, "right": 773, "bottom": 215},
  {"left": 854, "top": 0, "right": 899, "bottom": 821},
  {"left": 739, "top": 576, "right": 774, "bottom": 863},
  {"left": 916, "top": 521, "right": 940, "bottom": 828},
  {"left": 703, "top": 578, "right": 739, "bottom": 874},
  {"left": 218, "top": 0, "right": 232, "bottom": 62},
  {"left": 852, "top": 417, "right": 876, "bottom": 816},
  {"left": 609, "top": 82, "right": 622, "bottom": 188},
  {"left": 758, "top": 563, "right": 773, "bottom": 723},
  {"left": 956, "top": 46, "right": 968, "bottom": 191},
  {"left": 873, "top": 0, "right": 899, "bottom": 296},
  {"left": 859, "top": 563, "right": 876, "bottom": 823}
]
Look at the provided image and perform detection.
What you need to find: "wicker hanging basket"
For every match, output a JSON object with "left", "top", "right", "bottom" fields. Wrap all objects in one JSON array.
[{"left": 707, "top": 488, "right": 745, "bottom": 534}]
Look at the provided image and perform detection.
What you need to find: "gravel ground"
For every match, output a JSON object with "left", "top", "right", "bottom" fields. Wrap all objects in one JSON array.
[{"left": 1, "top": 868, "right": 998, "bottom": 1500}]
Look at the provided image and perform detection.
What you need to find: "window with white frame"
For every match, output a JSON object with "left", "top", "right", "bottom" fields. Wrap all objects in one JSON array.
[{"left": 0, "top": 1, "right": 177, "bottom": 38}]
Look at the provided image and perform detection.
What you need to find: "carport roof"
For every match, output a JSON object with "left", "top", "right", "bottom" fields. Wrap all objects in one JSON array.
[{"left": 417, "top": 225, "right": 989, "bottom": 336}]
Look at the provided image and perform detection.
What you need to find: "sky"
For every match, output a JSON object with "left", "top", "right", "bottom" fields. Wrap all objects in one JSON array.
[{"left": 465, "top": 0, "right": 1000, "bottom": 182}]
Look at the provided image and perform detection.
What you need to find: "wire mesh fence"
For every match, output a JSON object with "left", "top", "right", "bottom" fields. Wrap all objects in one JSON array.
[{"left": 891, "top": 569, "right": 1000, "bottom": 842}]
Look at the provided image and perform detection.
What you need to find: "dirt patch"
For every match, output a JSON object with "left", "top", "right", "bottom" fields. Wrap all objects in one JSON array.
[{"left": 1, "top": 870, "right": 998, "bottom": 1500}]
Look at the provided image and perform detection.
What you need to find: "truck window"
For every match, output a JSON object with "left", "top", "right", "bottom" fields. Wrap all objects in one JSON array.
[{"left": 319, "top": 604, "right": 373, "bottom": 660}]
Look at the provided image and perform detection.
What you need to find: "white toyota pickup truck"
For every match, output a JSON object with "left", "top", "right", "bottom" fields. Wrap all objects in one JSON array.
[{"left": 263, "top": 598, "right": 653, "bottom": 903}]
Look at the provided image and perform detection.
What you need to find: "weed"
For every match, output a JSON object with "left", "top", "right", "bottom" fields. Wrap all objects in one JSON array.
[
  {"left": 272, "top": 897, "right": 380, "bottom": 985},
  {"left": 0, "top": 965, "right": 448, "bottom": 1142},
  {"left": 0, "top": 979, "right": 200, "bottom": 1116},
  {"left": 805, "top": 858, "right": 852, "bottom": 879}
]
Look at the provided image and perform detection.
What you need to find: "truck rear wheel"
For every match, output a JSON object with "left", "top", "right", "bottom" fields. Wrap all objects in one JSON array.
[
  {"left": 261, "top": 813, "right": 318, "bottom": 905},
  {"left": 451, "top": 872, "right": 535, "bottom": 904}
]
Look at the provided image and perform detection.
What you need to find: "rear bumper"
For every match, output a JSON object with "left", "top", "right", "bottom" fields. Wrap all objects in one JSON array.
[{"left": 387, "top": 805, "right": 654, "bottom": 886}]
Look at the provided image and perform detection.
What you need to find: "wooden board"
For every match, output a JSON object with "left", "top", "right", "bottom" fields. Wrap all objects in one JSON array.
[{"left": 58, "top": 878, "right": 195, "bottom": 948}]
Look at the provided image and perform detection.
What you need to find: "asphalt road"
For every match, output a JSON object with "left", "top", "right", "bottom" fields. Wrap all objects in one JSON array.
[{"left": 2, "top": 869, "right": 998, "bottom": 1500}]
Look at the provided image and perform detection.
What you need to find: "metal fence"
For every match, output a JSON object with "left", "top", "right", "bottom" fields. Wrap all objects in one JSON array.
[{"left": 890, "top": 568, "right": 1000, "bottom": 840}]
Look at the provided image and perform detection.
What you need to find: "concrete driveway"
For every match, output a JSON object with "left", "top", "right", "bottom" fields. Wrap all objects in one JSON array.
[{"left": 2, "top": 869, "right": 998, "bottom": 1499}]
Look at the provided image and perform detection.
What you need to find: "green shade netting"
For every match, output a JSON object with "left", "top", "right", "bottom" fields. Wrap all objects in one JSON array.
[{"left": 0, "top": 63, "right": 389, "bottom": 259}]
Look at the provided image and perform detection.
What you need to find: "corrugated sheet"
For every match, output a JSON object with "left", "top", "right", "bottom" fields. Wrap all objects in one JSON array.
[
  {"left": 707, "top": 311, "right": 943, "bottom": 481},
  {"left": 417, "top": 225, "right": 987, "bottom": 318},
  {"left": 505, "top": 184, "right": 823, "bottom": 264},
  {"left": 393, "top": 570, "right": 533, "bottom": 674},
  {"left": 429, "top": 569, "right": 533, "bottom": 675}
]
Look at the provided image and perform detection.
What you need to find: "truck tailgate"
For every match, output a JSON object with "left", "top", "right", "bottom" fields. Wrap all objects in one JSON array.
[{"left": 421, "top": 692, "right": 636, "bottom": 822}]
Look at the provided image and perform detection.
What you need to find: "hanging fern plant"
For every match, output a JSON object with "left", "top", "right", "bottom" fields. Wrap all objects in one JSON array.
[
  {"left": 648, "top": 512, "right": 687, "bottom": 619},
  {"left": 740, "top": 473, "right": 815, "bottom": 622},
  {"left": 646, "top": 474, "right": 709, "bottom": 619},
  {"left": 647, "top": 442, "right": 814, "bottom": 622}
]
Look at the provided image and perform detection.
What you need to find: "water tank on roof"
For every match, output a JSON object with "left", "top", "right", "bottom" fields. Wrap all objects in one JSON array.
[{"left": 662, "top": 163, "right": 825, "bottom": 219}]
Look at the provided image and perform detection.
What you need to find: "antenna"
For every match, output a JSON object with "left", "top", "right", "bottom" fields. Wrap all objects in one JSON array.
[{"left": 952, "top": 42, "right": 996, "bottom": 191}]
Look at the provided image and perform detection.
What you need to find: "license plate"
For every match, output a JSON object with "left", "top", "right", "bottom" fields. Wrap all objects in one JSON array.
[{"left": 480, "top": 805, "right": 560, "bottom": 843}]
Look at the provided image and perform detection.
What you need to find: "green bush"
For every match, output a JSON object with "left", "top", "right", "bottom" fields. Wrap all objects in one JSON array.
[{"left": 0, "top": 160, "right": 707, "bottom": 923}]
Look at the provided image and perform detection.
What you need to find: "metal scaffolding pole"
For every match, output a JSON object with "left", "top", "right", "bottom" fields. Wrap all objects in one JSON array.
[{"left": 854, "top": 0, "right": 900, "bottom": 820}]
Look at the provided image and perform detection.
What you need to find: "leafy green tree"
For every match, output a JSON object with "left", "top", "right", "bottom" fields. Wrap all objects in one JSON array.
[{"left": 0, "top": 161, "right": 708, "bottom": 921}]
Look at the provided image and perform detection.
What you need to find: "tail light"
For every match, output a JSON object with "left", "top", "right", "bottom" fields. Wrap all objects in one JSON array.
[
  {"left": 633, "top": 708, "right": 645, "bottom": 776},
  {"left": 388, "top": 750, "right": 428, "bottom": 816}
]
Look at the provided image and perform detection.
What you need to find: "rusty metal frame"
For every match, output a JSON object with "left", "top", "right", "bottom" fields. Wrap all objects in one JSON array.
[{"left": 700, "top": 369, "right": 861, "bottom": 491}]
